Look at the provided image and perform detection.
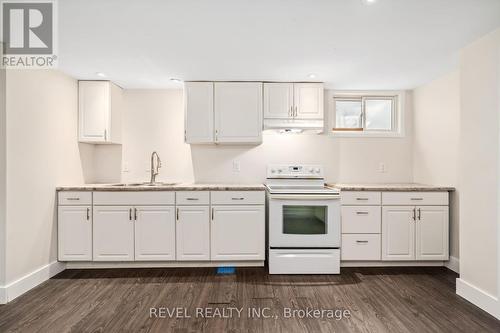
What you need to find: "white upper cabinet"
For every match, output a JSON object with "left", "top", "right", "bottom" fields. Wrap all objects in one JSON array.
[
  {"left": 263, "top": 83, "right": 294, "bottom": 119},
  {"left": 293, "top": 83, "right": 324, "bottom": 119},
  {"left": 214, "top": 82, "right": 263, "bottom": 144},
  {"left": 263, "top": 82, "right": 324, "bottom": 120},
  {"left": 184, "top": 82, "right": 214, "bottom": 143},
  {"left": 78, "top": 81, "right": 122, "bottom": 144}
]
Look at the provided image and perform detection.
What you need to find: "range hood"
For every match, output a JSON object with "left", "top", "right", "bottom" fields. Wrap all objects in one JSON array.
[{"left": 263, "top": 118, "right": 325, "bottom": 134}]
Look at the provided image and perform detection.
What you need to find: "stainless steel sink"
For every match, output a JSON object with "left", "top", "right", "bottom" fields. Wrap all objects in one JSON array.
[{"left": 110, "top": 182, "right": 178, "bottom": 187}]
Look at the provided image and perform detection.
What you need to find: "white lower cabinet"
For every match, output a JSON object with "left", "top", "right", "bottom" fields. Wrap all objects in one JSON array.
[
  {"left": 93, "top": 206, "right": 135, "bottom": 261},
  {"left": 135, "top": 206, "right": 176, "bottom": 261},
  {"left": 59, "top": 190, "right": 266, "bottom": 264},
  {"left": 58, "top": 205, "right": 92, "bottom": 261},
  {"left": 382, "top": 205, "right": 449, "bottom": 261},
  {"left": 211, "top": 205, "right": 265, "bottom": 260},
  {"left": 176, "top": 206, "right": 210, "bottom": 261},
  {"left": 416, "top": 206, "right": 449, "bottom": 260},
  {"left": 382, "top": 206, "right": 415, "bottom": 261}
]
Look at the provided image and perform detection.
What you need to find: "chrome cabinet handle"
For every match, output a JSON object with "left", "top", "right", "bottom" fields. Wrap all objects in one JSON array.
[
  {"left": 211, "top": 208, "right": 214, "bottom": 220},
  {"left": 104, "top": 129, "right": 107, "bottom": 141},
  {"left": 67, "top": 197, "right": 80, "bottom": 201},
  {"left": 356, "top": 198, "right": 369, "bottom": 201},
  {"left": 86, "top": 208, "right": 90, "bottom": 221},
  {"left": 176, "top": 208, "right": 179, "bottom": 221},
  {"left": 294, "top": 106, "right": 298, "bottom": 117},
  {"left": 417, "top": 208, "right": 421, "bottom": 220},
  {"left": 412, "top": 208, "right": 416, "bottom": 221},
  {"left": 186, "top": 198, "right": 199, "bottom": 201},
  {"left": 134, "top": 208, "right": 137, "bottom": 221},
  {"left": 356, "top": 211, "right": 369, "bottom": 215},
  {"left": 411, "top": 198, "right": 423, "bottom": 201},
  {"left": 129, "top": 208, "right": 132, "bottom": 221},
  {"left": 356, "top": 240, "right": 369, "bottom": 244},
  {"left": 231, "top": 197, "right": 244, "bottom": 201}
]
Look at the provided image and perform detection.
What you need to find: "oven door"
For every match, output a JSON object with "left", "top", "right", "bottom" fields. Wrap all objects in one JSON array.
[{"left": 268, "top": 194, "right": 340, "bottom": 248}]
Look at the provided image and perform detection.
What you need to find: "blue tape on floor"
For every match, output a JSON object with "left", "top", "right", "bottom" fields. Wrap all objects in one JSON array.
[{"left": 217, "top": 267, "right": 236, "bottom": 274}]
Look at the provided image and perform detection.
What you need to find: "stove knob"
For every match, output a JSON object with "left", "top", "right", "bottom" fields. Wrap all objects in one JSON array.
[
  {"left": 271, "top": 169, "right": 276, "bottom": 174},
  {"left": 314, "top": 168, "right": 321, "bottom": 174}
]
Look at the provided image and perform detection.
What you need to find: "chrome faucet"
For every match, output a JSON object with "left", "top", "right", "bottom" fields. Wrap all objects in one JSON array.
[{"left": 150, "top": 151, "right": 162, "bottom": 184}]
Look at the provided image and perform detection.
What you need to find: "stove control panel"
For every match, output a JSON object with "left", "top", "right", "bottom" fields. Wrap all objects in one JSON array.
[{"left": 267, "top": 164, "right": 324, "bottom": 178}]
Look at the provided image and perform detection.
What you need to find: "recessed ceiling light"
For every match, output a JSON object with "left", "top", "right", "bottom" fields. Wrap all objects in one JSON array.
[
  {"left": 308, "top": 73, "right": 317, "bottom": 79},
  {"left": 364, "top": 0, "right": 377, "bottom": 4},
  {"left": 95, "top": 72, "right": 106, "bottom": 78},
  {"left": 169, "top": 78, "right": 183, "bottom": 82}
]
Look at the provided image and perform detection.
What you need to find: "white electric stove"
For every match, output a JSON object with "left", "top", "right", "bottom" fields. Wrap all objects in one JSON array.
[{"left": 266, "top": 164, "right": 341, "bottom": 274}]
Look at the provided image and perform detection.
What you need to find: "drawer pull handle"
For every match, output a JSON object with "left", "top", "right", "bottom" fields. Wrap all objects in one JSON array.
[
  {"left": 411, "top": 198, "right": 423, "bottom": 201},
  {"left": 232, "top": 197, "right": 245, "bottom": 200},
  {"left": 356, "top": 211, "right": 369, "bottom": 215},
  {"left": 67, "top": 198, "right": 80, "bottom": 201},
  {"left": 356, "top": 240, "right": 369, "bottom": 244},
  {"left": 86, "top": 208, "right": 90, "bottom": 220},
  {"left": 186, "top": 198, "right": 199, "bottom": 201},
  {"left": 356, "top": 198, "right": 368, "bottom": 201}
]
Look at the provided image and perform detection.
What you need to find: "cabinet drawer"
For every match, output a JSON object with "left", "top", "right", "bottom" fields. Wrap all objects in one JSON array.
[
  {"left": 341, "top": 234, "right": 381, "bottom": 261},
  {"left": 211, "top": 191, "right": 265, "bottom": 205},
  {"left": 341, "top": 191, "right": 381, "bottom": 205},
  {"left": 382, "top": 192, "right": 448, "bottom": 206},
  {"left": 176, "top": 191, "right": 209, "bottom": 205},
  {"left": 341, "top": 206, "right": 381, "bottom": 234},
  {"left": 93, "top": 191, "right": 175, "bottom": 205},
  {"left": 58, "top": 191, "right": 92, "bottom": 205}
]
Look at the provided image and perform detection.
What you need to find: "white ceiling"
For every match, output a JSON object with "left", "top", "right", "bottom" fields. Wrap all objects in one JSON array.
[{"left": 59, "top": 0, "right": 500, "bottom": 89}]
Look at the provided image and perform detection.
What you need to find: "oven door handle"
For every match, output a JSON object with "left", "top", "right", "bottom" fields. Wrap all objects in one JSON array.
[{"left": 269, "top": 194, "right": 340, "bottom": 200}]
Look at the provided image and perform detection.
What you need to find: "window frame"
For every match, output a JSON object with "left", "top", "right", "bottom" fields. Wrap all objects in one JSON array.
[{"left": 329, "top": 91, "right": 405, "bottom": 138}]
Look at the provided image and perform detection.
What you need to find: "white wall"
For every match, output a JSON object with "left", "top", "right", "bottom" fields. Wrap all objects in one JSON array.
[
  {"left": 0, "top": 59, "right": 6, "bottom": 289},
  {"left": 413, "top": 70, "right": 460, "bottom": 260},
  {"left": 93, "top": 89, "right": 414, "bottom": 184},
  {"left": 457, "top": 28, "right": 500, "bottom": 318},
  {"left": 4, "top": 70, "right": 87, "bottom": 284}
]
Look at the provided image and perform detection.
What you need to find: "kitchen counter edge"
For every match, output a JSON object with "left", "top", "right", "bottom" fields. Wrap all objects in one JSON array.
[
  {"left": 56, "top": 184, "right": 266, "bottom": 191},
  {"left": 328, "top": 183, "right": 455, "bottom": 192}
]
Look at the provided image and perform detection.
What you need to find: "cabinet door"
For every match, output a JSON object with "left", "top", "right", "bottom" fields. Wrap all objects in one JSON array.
[
  {"left": 293, "top": 83, "right": 324, "bottom": 119},
  {"left": 211, "top": 205, "right": 265, "bottom": 261},
  {"left": 93, "top": 206, "right": 134, "bottom": 261},
  {"left": 214, "top": 82, "right": 263, "bottom": 143},
  {"left": 184, "top": 82, "right": 214, "bottom": 143},
  {"left": 382, "top": 206, "right": 415, "bottom": 260},
  {"left": 416, "top": 206, "right": 449, "bottom": 260},
  {"left": 79, "top": 81, "right": 110, "bottom": 142},
  {"left": 263, "top": 83, "right": 294, "bottom": 119},
  {"left": 176, "top": 206, "right": 210, "bottom": 261},
  {"left": 135, "top": 206, "right": 176, "bottom": 261},
  {"left": 58, "top": 206, "right": 92, "bottom": 261}
]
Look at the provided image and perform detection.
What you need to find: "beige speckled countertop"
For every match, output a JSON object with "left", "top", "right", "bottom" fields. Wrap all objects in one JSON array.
[
  {"left": 56, "top": 183, "right": 266, "bottom": 191},
  {"left": 327, "top": 183, "right": 455, "bottom": 192}
]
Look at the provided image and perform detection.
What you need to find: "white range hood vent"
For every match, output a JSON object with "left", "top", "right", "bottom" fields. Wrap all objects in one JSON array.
[{"left": 263, "top": 118, "right": 325, "bottom": 134}]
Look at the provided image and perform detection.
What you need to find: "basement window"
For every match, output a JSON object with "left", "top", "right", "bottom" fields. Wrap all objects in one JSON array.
[{"left": 331, "top": 93, "right": 403, "bottom": 137}]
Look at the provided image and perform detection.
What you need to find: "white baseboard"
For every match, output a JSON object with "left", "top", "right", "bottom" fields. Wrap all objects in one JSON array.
[
  {"left": 445, "top": 256, "right": 460, "bottom": 273},
  {"left": 66, "top": 260, "right": 264, "bottom": 269},
  {"left": 0, "top": 261, "right": 66, "bottom": 304},
  {"left": 341, "top": 261, "right": 444, "bottom": 267},
  {"left": 456, "top": 278, "right": 499, "bottom": 319}
]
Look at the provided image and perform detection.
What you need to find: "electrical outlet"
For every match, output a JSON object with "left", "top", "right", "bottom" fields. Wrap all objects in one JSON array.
[
  {"left": 122, "top": 162, "right": 130, "bottom": 173},
  {"left": 378, "top": 162, "right": 386, "bottom": 173},
  {"left": 232, "top": 161, "right": 241, "bottom": 172}
]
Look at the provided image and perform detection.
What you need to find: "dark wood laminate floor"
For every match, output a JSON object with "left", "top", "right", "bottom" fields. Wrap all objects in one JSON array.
[{"left": 0, "top": 267, "right": 498, "bottom": 333}]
